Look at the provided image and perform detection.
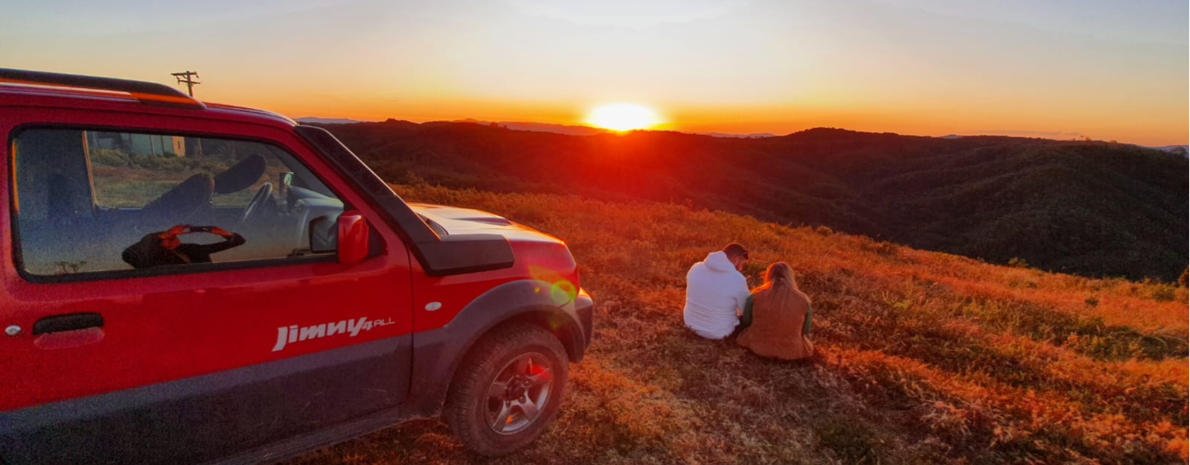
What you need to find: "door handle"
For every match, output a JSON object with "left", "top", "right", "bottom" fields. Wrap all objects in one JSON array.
[{"left": 33, "top": 313, "right": 104, "bottom": 335}]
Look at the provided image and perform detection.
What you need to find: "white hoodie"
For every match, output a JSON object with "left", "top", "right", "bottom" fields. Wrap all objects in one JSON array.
[{"left": 683, "top": 251, "right": 750, "bottom": 340}]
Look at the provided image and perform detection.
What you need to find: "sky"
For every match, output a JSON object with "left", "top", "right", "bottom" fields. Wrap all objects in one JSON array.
[{"left": 2, "top": 0, "right": 1186, "bottom": 145}]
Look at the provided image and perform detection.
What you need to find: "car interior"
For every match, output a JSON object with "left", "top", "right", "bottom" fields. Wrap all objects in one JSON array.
[{"left": 12, "top": 128, "right": 346, "bottom": 276}]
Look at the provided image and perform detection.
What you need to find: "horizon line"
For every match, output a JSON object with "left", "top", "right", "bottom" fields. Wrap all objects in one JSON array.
[{"left": 290, "top": 116, "right": 1190, "bottom": 147}]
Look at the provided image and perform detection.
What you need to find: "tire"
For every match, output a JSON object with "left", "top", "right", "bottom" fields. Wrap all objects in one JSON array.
[{"left": 444, "top": 324, "right": 569, "bottom": 456}]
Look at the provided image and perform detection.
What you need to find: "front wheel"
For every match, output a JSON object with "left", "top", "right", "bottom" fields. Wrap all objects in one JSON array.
[{"left": 444, "top": 324, "right": 569, "bottom": 456}]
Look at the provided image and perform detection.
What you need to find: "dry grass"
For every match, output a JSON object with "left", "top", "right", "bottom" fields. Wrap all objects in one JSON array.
[{"left": 285, "top": 184, "right": 1188, "bottom": 465}]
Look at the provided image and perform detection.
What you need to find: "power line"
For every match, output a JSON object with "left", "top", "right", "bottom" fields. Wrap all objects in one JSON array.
[{"left": 171, "top": 70, "right": 200, "bottom": 97}]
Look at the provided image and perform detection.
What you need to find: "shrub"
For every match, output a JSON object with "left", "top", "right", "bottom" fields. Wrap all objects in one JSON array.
[
  {"left": 89, "top": 148, "right": 132, "bottom": 167},
  {"left": 402, "top": 170, "right": 429, "bottom": 186},
  {"left": 1152, "top": 286, "right": 1177, "bottom": 302}
]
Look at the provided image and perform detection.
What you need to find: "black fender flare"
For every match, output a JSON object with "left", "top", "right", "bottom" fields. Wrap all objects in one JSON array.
[{"left": 403, "top": 279, "right": 592, "bottom": 417}]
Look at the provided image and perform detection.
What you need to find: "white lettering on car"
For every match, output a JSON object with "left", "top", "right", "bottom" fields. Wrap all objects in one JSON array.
[{"left": 272, "top": 316, "right": 396, "bottom": 352}]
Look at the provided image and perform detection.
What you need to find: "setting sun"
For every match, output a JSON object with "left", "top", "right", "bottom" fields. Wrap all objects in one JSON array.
[{"left": 585, "top": 104, "right": 662, "bottom": 131}]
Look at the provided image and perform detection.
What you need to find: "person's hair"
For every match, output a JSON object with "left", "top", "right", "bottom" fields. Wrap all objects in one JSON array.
[
  {"left": 723, "top": 242, "right": 749, "bottom": 260},
  {"left": 760, "top": 262, "right": 809, "bottom": 308}
]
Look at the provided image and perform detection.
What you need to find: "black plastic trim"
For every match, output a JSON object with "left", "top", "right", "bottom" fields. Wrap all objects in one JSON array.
[
  {"left": 293, "top": 125, "right": 516, "bottom": 276},
  {"left": 292, "top": 126, "right": 437, "bottom": 242},
  {"left": 576, "top": 293, "right": 594, "bottom": 351},
  {"left": 0, "top": 335, "right": 412, "bottom": 465},
  {"left": 18, "top": 255, "right": 338, "bottom": 284},
  {"left": 403, "top": 280, "right": 592, "bottom": 418},
  {"left": 201, "top": 407, "right": 405, "bottom": 465},
  {"left": 417, "top": 234, "right": 515, "bottom": 276}
]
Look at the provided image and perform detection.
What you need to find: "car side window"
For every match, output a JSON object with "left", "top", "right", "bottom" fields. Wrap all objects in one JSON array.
[{"left": 11, "top": 128, "right": 347, "bottom": 277}]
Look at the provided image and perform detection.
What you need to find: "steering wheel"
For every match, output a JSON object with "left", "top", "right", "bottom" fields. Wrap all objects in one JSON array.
[{"left": 237, "top": 182, "right": 273, "bottom": 227}]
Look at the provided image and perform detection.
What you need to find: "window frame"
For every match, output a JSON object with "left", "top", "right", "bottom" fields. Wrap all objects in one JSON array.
[{"left": 8, "top": 123, "right": 351, "bottom": 284}]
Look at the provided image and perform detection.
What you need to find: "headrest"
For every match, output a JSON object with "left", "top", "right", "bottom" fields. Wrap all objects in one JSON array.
[
  {"left": 213, "top": 153, "right": 266, "bottom": 194},
  {"left": 143, "top": 173, "right": 214, "bottom": 219}
]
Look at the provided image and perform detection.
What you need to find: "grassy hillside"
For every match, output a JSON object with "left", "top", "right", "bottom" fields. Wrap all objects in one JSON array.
[
  {"left": 321, "top": 122, "right": 1188, "bottom": 281},
  {"left": 288, "top": 184, "right": 1187, "bottom": 465}
]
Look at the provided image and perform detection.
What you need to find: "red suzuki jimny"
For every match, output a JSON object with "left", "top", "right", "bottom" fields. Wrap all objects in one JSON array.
[{"left": 0, "top": 69, "right": 593, "bottom": 464}]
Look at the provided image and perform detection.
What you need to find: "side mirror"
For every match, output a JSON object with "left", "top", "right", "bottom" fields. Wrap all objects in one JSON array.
[
  {"left": 336, "top": 211, "right": 369, "bottom": 264},
  {"left": 308, "top": 211, "right": 370, "bottom": 264}
]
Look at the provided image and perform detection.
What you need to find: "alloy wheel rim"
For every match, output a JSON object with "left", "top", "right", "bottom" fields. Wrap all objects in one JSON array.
[{"left": 486, "top": 352, "right": 553, "bottom": 435}]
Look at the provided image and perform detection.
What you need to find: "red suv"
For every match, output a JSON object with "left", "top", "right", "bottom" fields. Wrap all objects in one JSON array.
[{"left": 0, "top": 69, "right": 593, "bottom": 464}]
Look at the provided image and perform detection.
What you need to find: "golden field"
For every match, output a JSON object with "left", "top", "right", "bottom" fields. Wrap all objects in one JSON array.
[{"left": 288, "top": 183, "right": 1188, "bottom": 465}]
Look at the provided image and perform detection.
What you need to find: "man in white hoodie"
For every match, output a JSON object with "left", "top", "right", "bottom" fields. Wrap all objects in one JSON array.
[{"left": 683, "top": 243, "right": 751, "bottom": 340}]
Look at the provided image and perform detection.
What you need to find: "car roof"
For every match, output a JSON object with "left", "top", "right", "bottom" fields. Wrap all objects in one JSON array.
[{"left": 0, "top": 70, "right": 297, "bottom": 131}]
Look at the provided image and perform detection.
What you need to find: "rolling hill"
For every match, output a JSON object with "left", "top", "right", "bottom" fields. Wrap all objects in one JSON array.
[
  {"left": 288, "top": 184, "right": 1187, "bottom": 465},
  {"left": 318, "top": 121, "right": 1188, "bottom": 282}
]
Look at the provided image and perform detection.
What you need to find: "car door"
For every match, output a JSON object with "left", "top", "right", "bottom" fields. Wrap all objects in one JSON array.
[{"left": 0, "top": 111, "right": 414, "bottom": 465}]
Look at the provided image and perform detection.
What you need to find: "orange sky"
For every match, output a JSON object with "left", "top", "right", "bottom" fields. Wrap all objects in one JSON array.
[{"left": 3, "top": 0, "right": 1186, "bottom": 145}]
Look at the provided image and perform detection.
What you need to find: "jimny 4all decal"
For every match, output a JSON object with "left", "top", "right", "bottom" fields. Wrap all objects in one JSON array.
[{"left": 273, "top": 316, "right": 396, "bottom": 352}]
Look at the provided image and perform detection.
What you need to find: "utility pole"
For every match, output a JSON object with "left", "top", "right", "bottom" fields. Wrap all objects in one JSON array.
[
  {"left": 171, "top": 70, "right": 200, "bottom": 97},
  {"left": 170, "top": 70, "right": 203, "bottom": 157}
]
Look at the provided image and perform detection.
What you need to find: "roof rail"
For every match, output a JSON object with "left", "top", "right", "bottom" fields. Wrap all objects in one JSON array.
[{"left": 0, "top": 68, "right": 205, "bottom": 109}]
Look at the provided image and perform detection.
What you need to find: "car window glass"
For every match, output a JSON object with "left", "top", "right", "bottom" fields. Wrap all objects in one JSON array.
[{"left": 12, "top": 128, "right": 346, "bottom": 277}]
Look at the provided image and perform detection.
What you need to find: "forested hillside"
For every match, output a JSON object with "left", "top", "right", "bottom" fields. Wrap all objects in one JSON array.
[{"left": 320, "top": 122, "right": 1188, "bottom": 281}]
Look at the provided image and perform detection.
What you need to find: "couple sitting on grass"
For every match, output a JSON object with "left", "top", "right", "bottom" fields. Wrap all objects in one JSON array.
[{"left": 682, "top": 242, "right": 815, "bottom": 361}]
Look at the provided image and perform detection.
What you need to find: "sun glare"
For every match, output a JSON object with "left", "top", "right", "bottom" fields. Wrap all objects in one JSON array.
[{"left": 586, "top": 104, "right": 661, "bottom": 131}]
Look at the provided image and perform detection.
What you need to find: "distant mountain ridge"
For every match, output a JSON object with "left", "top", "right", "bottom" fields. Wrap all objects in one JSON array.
[
  {"left": 453, "top": 119, "right": 777, "bottom": 138},
  {"left": 454, "top": 119, "right": 611, "bottom": 136},
  {"left": 295, "top": 116, "right": 778, "bottom": 138},
  {"left": 696, "top": 131, "right": 778, "bottom": 139},
  {"left": 294, "top": 117, "right": 364, "bottom": 125},
  {"left": 318, "top": 121, "right": 1188, "bottom": 281}
]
